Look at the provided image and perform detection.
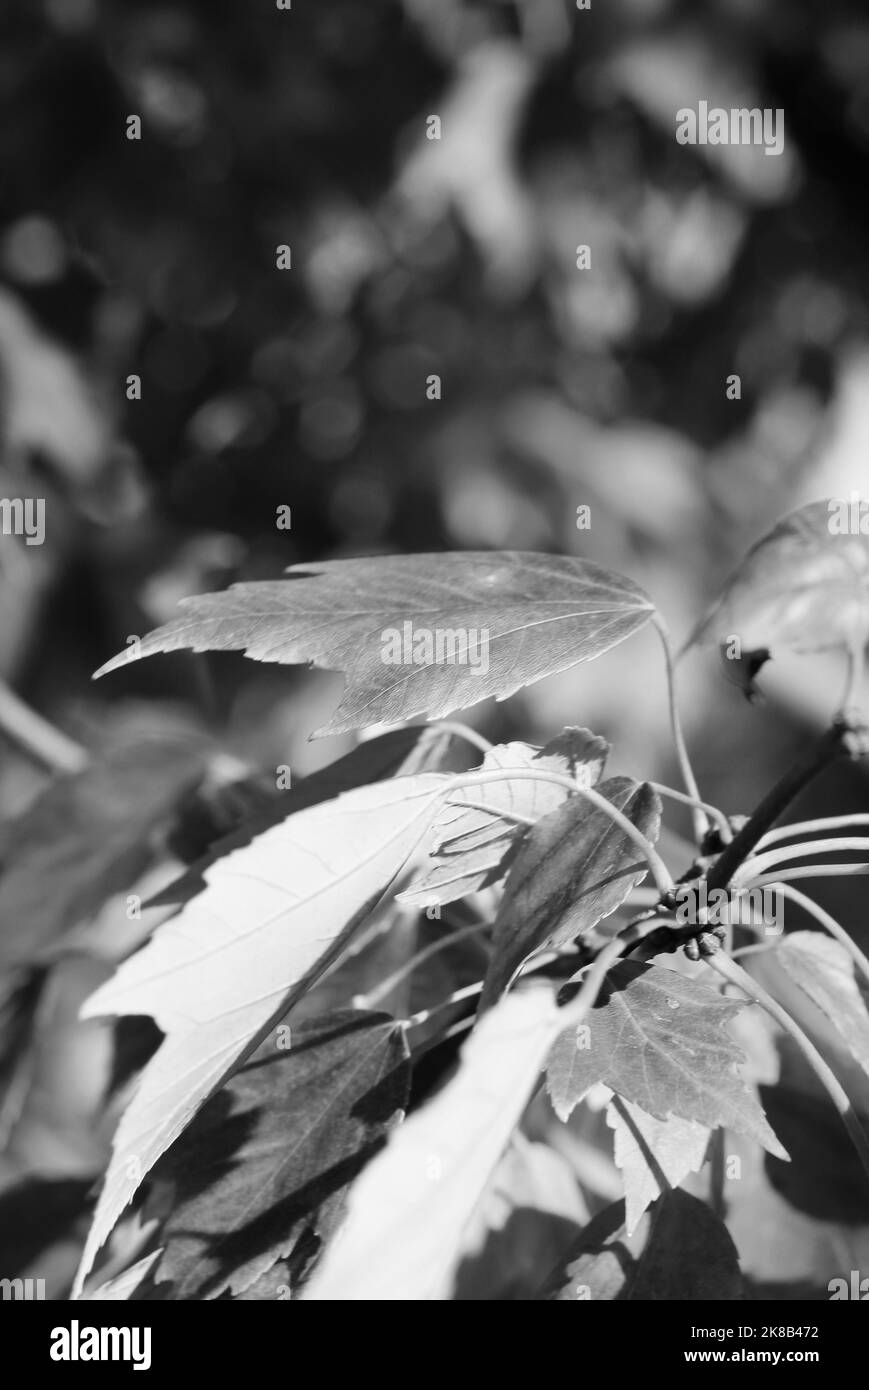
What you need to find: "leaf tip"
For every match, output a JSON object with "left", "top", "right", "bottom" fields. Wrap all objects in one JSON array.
[{"left": 92, "top": 655, "right": 120, "bottom": 680}]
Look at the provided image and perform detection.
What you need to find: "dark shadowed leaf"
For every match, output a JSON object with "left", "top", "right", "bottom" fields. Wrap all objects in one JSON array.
[
  {"left": 400, "top": 727, "right": 609, "bottom": 910},
  {"left": 94, "top": 553, "right": 655, "bottom": 736},
  {"left": 687, "top": 500, "right": 869, "bottom": 690},
  {"left": 150, "top": 724, "right": 453, "bottom": 906},
  {"left": 546, "top": 961, "right": 787, "bottom": 1158},
  {"left": 539, "top": 1191, "right": 742, "bottom": 1300},
  {"left": 2, "top": 956, "right": 114, "bottom": 1178},
  {"left": 0, "top": 729, "right": 208, "bottom": 976},
  {"left": 479, "top": 778, "right": 660, "bottom": 1011},
  {"left": 153, "top": 1010, "right": 410, "bottom": 1299},
  {"left": 758, "top": 1076, "right": 869, "bottom": 1224}
]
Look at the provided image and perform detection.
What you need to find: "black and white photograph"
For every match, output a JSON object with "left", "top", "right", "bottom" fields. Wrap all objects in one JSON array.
[{"left": 2, "top": 0, "right": 869, "bottom": 1344}]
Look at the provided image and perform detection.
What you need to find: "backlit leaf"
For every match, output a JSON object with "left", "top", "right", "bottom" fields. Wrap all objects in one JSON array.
[
  {"left": 150, "top": 725, "right": 452, "bottom": 907},
  {"left": 82, "top": 1250, "right": 163, "bottom": 1301},
  {"left": 687, "top": 500, "right": 869, "bottom": 689},
  {"left": 400, "top": 727, "right": 608, "bottom": 910},
  {"left": 546, "top": 961, "right": 788, "bottom": 1158},
  {"left": 778, "top": 931, "right": 869, "bottom": 1076},
  {"left": 94, "top": 553, "right": 655, "bottom": 736},
  {"left": 302, "top": 984, "right": 565, "bottom": 1301},
  {"left": 72, "top": 771, "right": 446, "bottom": 1295},
  {"left": 606, "top": 1097, "right": 711, "bottom": 1235}
]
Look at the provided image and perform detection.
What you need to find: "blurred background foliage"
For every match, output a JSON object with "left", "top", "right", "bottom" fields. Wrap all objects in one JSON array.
[{"left": 1, "top": 0, "right": 869, "bottom": 1298}]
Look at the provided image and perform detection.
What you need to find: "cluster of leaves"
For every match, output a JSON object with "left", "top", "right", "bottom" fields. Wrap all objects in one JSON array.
[{"left": 5, "top": 501, "right": 869, "bottom": 1301}]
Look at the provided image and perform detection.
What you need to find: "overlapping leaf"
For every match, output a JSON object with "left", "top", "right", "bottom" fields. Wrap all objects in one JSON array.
[
  {"left": 606, "top": 1097, "right": 711, "bottom": 1235},
  {"left": 153, "top": 1010, "right": 411, "bottom": 1299},
  {"left": 686, "top": 500, "right": 869, "bottom": 691},
  {"left": 479, "top": 777, "right": 661, "bottom": 1011},
  {"left": 302, "top": 985, "right": 566, "bottom": 1301},
  {"left": 400, "top": 727, "right": 609, "bottom": 910},
  {"left": 72, "top": 771, "right": 447, "bottom": 1295},
  {"left": 539, "top": 1191, "right": 742, "bottom": 1300},
  {"left": 82, "top": 1251, "right": 163, "bottom": 1301},
  {"left": 546, "top": 961, "right": 788, "bottom": 1158},
  {"left": 454, "top": 1135, "right": 587, "bottom": 1300},
  {"left": 778, "top": 931, "right": 869, "bottom": 1076},
  {"left": 94, "top": 552, "right": 655, "bottom": 736},
  {"left": 150, "top": 724, "right": 452, "bottom": 906}
]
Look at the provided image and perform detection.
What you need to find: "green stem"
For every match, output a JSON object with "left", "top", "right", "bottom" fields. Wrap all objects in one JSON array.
[
  {"left": 748, "top": 864, "right": 869, "bottom": 890},
  {"left": 356, "top": 922, "right": 490, "bottom": 1011},
  {"left": 649, "top": 782, "right": 731, "bottom": 841},
  {"left": 838, "top": 639, "right": 864, "bottom": 716},
  {"left": 734, "top": 837, "right": 869, "bottom": 886},
  {"left": 404, "top": 981, "right": 484, "bottom": 1030},
  {"left": 433, "top": 720, "right": 494, "bottom": 756},
  {"left": 652, "top": 614, "right": 707, "bottom": 843},
  {"left": 730, "top": 942, "right": 780, "bottom": 960},
  {"left": 705, "top": 722, "right": 858, "bottom": 892},
  {"left": 440, "top": 797, "right": 536, "bottom": 829},
  {"left": 757, "top": 814, "right": 869, "bottom": 850}
]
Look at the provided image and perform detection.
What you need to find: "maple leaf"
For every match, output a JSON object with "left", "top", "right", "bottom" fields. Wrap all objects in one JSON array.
[
  {"left": 778, "top": 932, "right": 869, "bottom": 1076},
  {"left": 302, "top": 985, "right": 566, "bottom": 1301},
  {"left": 546, "top": 962, "right": 788, "bottom": 1158},
  {"left": 153, "top": 1010, "right": 410, "bottom": 1299},
  {"left": 94, "top": 552, "right": 655, "bottom": 736},
  {"left": 539, "top": 1191, "right": 742, "bottom": 1300},
  {"left": 72, "top": 772, "right": 447, "bottom": 1294},
  {"left": 400, "top": 727, "right": 608, "bottom": 909},
  {"left": 686, "top": 499, "right": 869, "bottom": 697},
  {"left": 479, "top": 778, "right": 660, "bottom": 1010},
  {"left": 607, "top": 1096, "right": 711, "bottom": 1235}
]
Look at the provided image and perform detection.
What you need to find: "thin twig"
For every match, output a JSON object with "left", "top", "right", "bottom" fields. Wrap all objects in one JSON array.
[
  {"left": 838, "top": 639, "right": 864, "bottom": 716},
  {"left": 433, "top": 720, "right": 494, "bottom": 757},
  {"left": 734, "top": 837, "right": 869, "bottom": 886},
  {"left": 757, "top": 814, "right": 869, "bottom": 851},
  {"left": 652, "top": 614, "right": 707, "bottom": 843},
  {"left": 439, "top": 797, "right": 536, "bottom": 828},
  {"left": 649, "top": 781, "right": 731, "bottom": 841},
  {"left": 730, "top": 942, "right": 780, "bottom": 960},
  {"left": 705, "top": 721, "right": 860, "bottom": 892},
  {"left": 748, "top": 864, "right": 869, "bottom": 889},
  {"left": 355, "top": 922, "right": 490, "bottom": 1011},
  {"left": 404, "top": 981, "right": 484, "bottom": 1029},
  {"left": 564, "top": 914, "right": 674, "bottom": 1001},
  {"left": 0, "top": 679, "right": 87, "bottom": 774}
]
